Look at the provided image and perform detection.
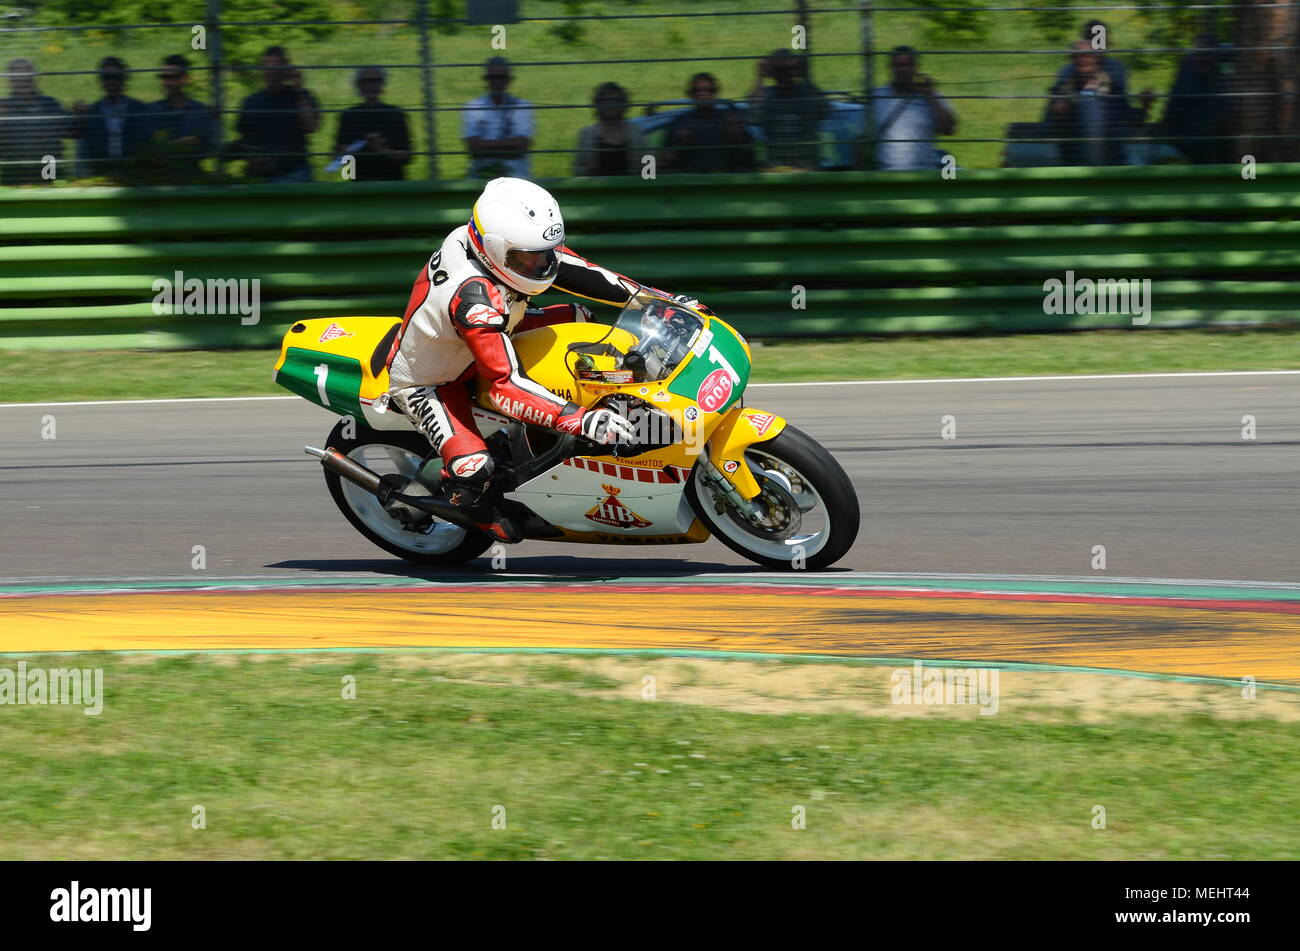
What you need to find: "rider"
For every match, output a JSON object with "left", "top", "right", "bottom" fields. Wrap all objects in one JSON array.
[{"left": 386, "top": 176, "right": 708, "bottom": 543}]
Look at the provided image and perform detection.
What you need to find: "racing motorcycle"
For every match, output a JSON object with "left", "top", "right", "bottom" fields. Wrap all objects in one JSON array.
[{"left": 273, "top": 290, "right": 859, "bottom": 569}]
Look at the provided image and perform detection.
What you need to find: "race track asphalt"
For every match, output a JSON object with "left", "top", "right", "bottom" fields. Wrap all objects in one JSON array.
[{"left": 2, "top": 372, "right": 1296, "bottom": 584}]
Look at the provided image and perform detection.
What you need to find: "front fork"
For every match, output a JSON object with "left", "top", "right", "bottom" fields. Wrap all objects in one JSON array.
[
  {"left": 697, "top": 456, "right": 761, "bottom": 522},
  {"left": 693, "top": 405, "right": 790, "bottom": 529},
  {"left": 704, "top": 405, "right": 788, "bottom": 500}
]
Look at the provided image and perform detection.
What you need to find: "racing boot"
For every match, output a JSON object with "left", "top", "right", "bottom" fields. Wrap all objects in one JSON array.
[{"left": 433, "top": 449, "right": 523, "bottom": 544}]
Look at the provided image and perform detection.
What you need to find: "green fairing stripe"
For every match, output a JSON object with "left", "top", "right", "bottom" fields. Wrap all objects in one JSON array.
[
  {"left": 667, "top": 321, "right": 751, "bottom": 412},
  {"left": 275, "top": 347, "right": 364, "bottom": 418}
]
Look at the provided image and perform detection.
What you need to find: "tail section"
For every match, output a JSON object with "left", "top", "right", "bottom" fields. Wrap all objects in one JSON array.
[{"left": 273, "top": 317, "right": 402, "bottom": 418}]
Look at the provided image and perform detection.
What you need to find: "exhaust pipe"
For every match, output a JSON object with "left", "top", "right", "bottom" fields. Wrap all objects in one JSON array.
[
  {"left": 305, "top": 446, "right": 476, "bottom": 529},
  {"left": 306, "top": 445, "right": 383, "bottom": 494}
]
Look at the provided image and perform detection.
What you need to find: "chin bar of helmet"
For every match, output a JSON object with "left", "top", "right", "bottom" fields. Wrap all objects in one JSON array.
[{"left": 304, "top": 446, "right": 477, "bottom": 530}]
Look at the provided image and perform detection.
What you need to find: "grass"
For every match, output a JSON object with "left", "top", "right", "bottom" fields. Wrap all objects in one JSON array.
[
  {"left": 4, "top": 327, "right": 1298, "bottom": 403},
  {"left": 752, "top": 326, "right": 1300, "bottom": 383},
  {"left": 0, "top": 1, "right": 1183, "bottom": 177},
  {"left": 1, "top": 652, "right": 1296, "bottom": 860}
]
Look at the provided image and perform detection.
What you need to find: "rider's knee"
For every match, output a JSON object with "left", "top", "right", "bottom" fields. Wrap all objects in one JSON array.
[{"left": 445, "top": 450, "right": 493, "bottom": 487}]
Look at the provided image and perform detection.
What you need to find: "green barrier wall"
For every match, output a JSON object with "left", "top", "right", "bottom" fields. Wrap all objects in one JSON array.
[{"left": 2, "top": 164, "right": 1298, "bottom": 350}]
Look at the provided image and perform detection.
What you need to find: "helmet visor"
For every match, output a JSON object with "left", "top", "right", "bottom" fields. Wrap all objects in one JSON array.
[{"left": 505, "top": 248, "right": 559, "bottom": 283}]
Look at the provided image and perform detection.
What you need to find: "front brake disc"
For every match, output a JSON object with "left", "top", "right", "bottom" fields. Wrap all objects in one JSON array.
[{"left": 732, "top": 473, "right": 802, "bottom": 541}]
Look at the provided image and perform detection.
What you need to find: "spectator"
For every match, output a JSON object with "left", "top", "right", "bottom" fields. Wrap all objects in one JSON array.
[
  {"left": 73, "top": 57, "right": 153, "bottom": 180},
  {"left": 235, "top": 46, "right": 320, "bottom": 183},
  {"left": 148, "top": 54, "right": 216, "bottom": 180},
  {"left": 333, "top": 66, "right": 412, "bottom": 180},
  {"left": 747, "top": 49, "right": 830, "bottom": 171},
  {"left": 662, "top": 73, "right": 755, "bottom": 174},
  {"left": 1044, "top": 40, "right": 1152, "bottom": 166},
  {"left": 1049, "top": 20, "right": 1154, "bottom": 161},
  {"left": 1066, "top": 19, "right": 1130, "bottom": 88},
  {"left": 1161, "top": 34, "right": 1233, "bottom": 164},
  {"left": 462, "top": 56, "right": 533, "bottom": 178},
  {"left": 573, "top": 82, "right": 647, "bottom": 176},
  {"left": 0, "top": 58, "right": 70, "bottom": 185},
  {"left": 863, "top": 46, "right": 957, "bottom": 170}
]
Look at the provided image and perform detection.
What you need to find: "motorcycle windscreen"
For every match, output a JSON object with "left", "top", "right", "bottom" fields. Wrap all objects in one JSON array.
[{"left": 611, "top": 293, "right": 706, "bottom": 383}]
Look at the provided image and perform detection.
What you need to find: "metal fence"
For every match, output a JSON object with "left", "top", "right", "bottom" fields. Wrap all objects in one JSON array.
[{"left": 0, "top": 0, "right": 1293, "bottom": 186}]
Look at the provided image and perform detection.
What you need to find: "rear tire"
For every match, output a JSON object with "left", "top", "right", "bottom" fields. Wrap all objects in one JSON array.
[
  {"left": 685, "top": 424, "right": 859, "bottom": 570},
  {"left": 322, "top": 419, "right": 494, "bottom": 566}
]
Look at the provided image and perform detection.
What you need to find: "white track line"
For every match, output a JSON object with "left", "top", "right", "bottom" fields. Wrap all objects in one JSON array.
[
  {"left": 0, "top": 395, "right": 298, "bottom": 409},
  {"left": 1, "top": 369, "right": 1295, "bottom": 409},
  {"left": 749, "top": 370, "right": 1300, "bottom": 388}
]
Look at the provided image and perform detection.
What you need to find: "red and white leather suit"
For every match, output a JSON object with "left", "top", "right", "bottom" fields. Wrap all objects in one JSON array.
[{"left": 386, "top": 225, "right": 642, "bottom": 483}]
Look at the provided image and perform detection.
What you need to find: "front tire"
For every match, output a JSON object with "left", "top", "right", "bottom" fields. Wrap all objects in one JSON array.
[
  {"left": 685, "top": 424, "right": 859, "bottom": 570},
  {"left": 321, "top": 420, "right": 494, "bottom": 566}
]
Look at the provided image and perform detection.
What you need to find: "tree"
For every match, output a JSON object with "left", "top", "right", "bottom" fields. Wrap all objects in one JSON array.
[
  {"left": 1231, "top": 0, "right": 1300, "bottom": 161},
  {"left": 37, "top": 0, "right": 340, "bottom": 87}
]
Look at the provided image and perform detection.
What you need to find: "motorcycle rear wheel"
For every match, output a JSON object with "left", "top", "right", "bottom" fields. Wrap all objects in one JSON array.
[
  {"left": 685, "top": 424, "right": 860, "bottom": 570},
  {"left": 321, "top": 420, "right": 494, "bottom": 565}
]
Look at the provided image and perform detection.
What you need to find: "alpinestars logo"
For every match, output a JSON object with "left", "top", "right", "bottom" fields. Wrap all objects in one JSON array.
[
  {"left": 585, "top": 484, "right": 652, "bottom": 529},
  {"left": 462, "top": 304, "right": 504, "bottom": 327},
  {"left": 318, "top": 322, "right": 353, "bottom": 342},
  {"left": 451, "top": 453, "right": 489, "bottom": 477}
]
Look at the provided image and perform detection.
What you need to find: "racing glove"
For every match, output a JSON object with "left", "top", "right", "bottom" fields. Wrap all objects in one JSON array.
[
  {"left": 558, "top": 406, "right": 637, "bottom": 445},
  {"left": 670, "top": 294, "right": 715, "bottom": 317}
]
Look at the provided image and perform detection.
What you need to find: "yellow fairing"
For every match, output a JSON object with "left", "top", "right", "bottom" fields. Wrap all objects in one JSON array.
[
  {"left": 504, "top": 323, "right": 707, "bottom": 477},
  {"left": 495, "top": 322, "right": 640, "bottom": 411},
  {"left": 508, "top": 322, "right": 784, "bottom": 501},
  {"left": 707, "top": 407, "right": 788, "bottom": 499},
  {"left": 273, "top": 316, "right": 400, "bottom": 404}
]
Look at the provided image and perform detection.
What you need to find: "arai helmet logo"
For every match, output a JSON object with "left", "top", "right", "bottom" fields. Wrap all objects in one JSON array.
[
  {"left": 696, "top": 368, "right": 733, "bottom": 413},
  {"left": 542, "top": 224, "right": 564, "bottom": 242}
]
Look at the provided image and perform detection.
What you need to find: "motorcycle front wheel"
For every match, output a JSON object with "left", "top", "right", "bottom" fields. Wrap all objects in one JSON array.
[{"left": 684, "top": 424, "right": 860, "bottom": 570}]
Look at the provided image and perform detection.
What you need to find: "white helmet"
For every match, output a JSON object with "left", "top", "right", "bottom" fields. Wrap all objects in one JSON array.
[{"left": 467, "top": 177, "right": 566, "bottom": 297}]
